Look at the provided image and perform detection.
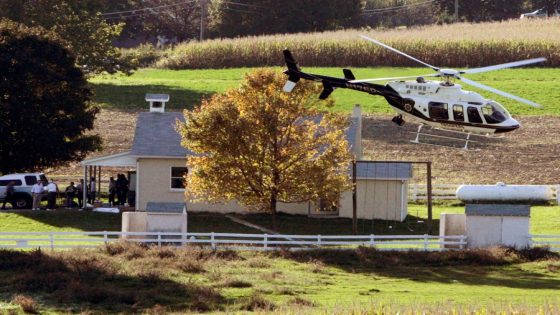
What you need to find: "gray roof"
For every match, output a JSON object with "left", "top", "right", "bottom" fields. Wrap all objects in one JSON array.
[
  {"left": 131, "top": 112, "right": 192, "bottom": 157},
  {"left": 146, "top": 202, "right": 186, "bottom": 213},
  {"left": 356, "top": 162, "right": 412, "bottom": 180},
  {"left": 130, "top": 112, "right": 360, "bottom": 158},
  {"left": 465, "top": 204, "right": 530, "bottom": 217}
]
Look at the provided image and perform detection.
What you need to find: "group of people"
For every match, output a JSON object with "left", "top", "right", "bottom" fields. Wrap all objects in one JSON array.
[
  {"left": 30, "top": 179, "right": 62, "bottom": 211},
  {"left": 108, "top": 174, "right": 130, "bottom": 206},
  {"left": 25, "top": 174, "right": 129, "bottom": 210}
]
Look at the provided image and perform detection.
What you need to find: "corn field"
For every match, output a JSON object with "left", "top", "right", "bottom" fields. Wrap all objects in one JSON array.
[{"left": 155, "top": 19, "right": 560, "bottom": 69}]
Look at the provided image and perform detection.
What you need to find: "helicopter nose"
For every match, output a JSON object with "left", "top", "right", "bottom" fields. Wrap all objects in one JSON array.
[{"left": 495, "top": 118, "right": 520, "bottom": 134}]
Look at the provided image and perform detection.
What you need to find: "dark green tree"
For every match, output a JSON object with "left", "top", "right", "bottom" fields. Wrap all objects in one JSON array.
[
  {"left": 209, "top": 0, "right": 364, "bottom": 38},
  {"left": 437, "top": 0, "right": 525, "bottom": 22},
  {"left": 532, "top": 0, "right": 560, "bottom": 15},
  {"left": 0, "top": 0, "right": 132, "bottom": 75},
  {"left": 0, "top": 20, "right": 101, "bottom": 174}
]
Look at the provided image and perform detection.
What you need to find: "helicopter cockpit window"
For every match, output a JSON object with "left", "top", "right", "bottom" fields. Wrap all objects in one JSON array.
[
  {"left": 453, "top": 105, "right": 464, "bottom": 122},
  {"left": 428, "top": 102, "right": 449, "bottom": 120},
  {"left": 467, "top": 106, "right": 483, "bottom": 124},
  {"left": 481, "top": 102, "right": 508, "bottom": 124}
]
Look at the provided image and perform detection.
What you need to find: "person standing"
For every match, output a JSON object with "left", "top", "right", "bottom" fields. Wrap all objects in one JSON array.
[
  {"left": 88, "top": 177, "right": 96, "bottom": 205},
  {"left": 76, "top": 179, "right": 84, "bottom": 208},
  {"left": 31, "top": 180, "right": 44, "bottom": 210},
  {"left": 108, "top": 177, "right": 116, "bottom": 206},
  {"left": 1, "top": 181, "right": 15, "bottom": 210},
  {"left": 46, "top": 179, "right": 58, "bottom": 210},
  {"left": 116, "top": 174, "right": 129, "bottom": 206},
  {"left": 65, "top": 182, "right": 77, "bottom": 208}
]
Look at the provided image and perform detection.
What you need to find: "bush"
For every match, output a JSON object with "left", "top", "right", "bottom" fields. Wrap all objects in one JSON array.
[
  {"left": 119, "top": 44, "right": 167, "bottom": 68},
  {"left": 12, "top": 294, "right": 38, "bottom": 314}
]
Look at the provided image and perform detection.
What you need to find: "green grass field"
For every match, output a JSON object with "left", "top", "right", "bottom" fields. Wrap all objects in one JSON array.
[
  {"left": 0, "top": 243, "right": 558, "bottom": 314},
  {"left": 0, "top": 208, "right": 559, "bottom": 313},
  {"left": 91, "top": 67, "right": 560, "bottom": 115},
  {"left": 1, "top": 205, "right": 558, "bottom": 235}
]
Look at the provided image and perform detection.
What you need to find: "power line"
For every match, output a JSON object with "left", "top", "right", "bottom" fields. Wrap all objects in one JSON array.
[
  {"left": 362, "top": 0, "right": 436, "bottom": 15},
  {"left": 104, "top": 5, "right": 196, "bottom": 20},
  {"left": 102, "top": 0, "right": 197, "bottom": 17},
  {"left": 221, "top": 1, "right": 268, "bottom": 9},
  {"left": 222, "top": 7, "right": 261, "bottom": 15}
]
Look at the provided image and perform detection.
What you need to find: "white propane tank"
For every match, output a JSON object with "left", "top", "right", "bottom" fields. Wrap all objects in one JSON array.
[{"left": 456, "top": 182, "right": 553, "bottom": 202}]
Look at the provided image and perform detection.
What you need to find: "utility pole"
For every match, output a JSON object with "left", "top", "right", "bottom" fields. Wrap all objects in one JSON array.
[
  {"left": 454, "top": 0, "right": 459, "bottom": 22},
  {"left": 199, "top": 0, "right": 207, "bottom": 41}
]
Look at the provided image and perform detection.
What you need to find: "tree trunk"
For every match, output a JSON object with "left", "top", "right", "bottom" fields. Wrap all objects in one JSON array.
[{"left": 270, "top": 193, "right": 277, "bottom": 231}]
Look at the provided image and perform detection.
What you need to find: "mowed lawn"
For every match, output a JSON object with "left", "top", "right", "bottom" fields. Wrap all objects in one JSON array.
[
  {"left": 90, "top": 67, "right": 560, "bottom": 115},
  {"left": 1, "top": 205, "right": 558, "bottom": 235}
]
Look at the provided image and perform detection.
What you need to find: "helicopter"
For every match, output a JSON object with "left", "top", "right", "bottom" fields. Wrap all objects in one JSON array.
[{"left": 282, "top": 35, "right": 546, "bottom": 148}]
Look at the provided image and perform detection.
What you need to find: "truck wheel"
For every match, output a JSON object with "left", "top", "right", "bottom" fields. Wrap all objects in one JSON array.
[{"left": 12, "top": 195, "right": 32, "bottom": 209}]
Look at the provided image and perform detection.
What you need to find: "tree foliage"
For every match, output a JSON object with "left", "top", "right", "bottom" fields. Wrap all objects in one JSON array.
[
  {"left": 209, "top": 0, "right": 364, "bottom": 37},
  {"left": 0, "top": 0, "right": 131, "bottom": 75},
  {"left": 178, "top": 69, "right": 353, "bottom": 222},
  {"left": 0, "top": 20, "right": 101, "bottom": 174},
  {"left": 533, "top": 0, "right": 560, "bottom": 15}
]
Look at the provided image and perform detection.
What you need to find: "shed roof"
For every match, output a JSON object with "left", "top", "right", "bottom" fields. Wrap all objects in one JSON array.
[
  {"left": 356, "top": 162, "right": 412, "bottom": 180},
  {"left": 465, "top": 204, "right": 530, "bottom": 216}
]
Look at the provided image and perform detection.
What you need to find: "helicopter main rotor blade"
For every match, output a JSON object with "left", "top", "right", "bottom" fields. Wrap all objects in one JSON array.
[
  {"left": 350, "top": 74, "right": 439, "bottom": 83},
  {"left": 461, "top": 58, "right": 546, "bottom": 74},
  {"left": 460, "top": 77, "right": 542, "bottom": 108},
  {"left": 359, "top": 35, "right": 440, "bottom": 71}
]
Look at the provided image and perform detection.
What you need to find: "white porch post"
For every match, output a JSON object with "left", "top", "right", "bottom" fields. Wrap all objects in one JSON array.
[{"left": 83, "top": 166, "right": 88, "bottom": 210}]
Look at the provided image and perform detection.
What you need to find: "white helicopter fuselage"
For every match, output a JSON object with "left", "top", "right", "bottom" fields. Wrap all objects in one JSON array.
[{"left": 387, "top": 80, "right": 520, "bottom": 135}]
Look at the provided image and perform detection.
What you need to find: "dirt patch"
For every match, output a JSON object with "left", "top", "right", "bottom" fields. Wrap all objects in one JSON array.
[
  {"left": 47, "top": 108, "right": 138, "bottom": 176},
  {"left": 362, "top": 115, "right": 560, "bottom": 184},
  {"left": 50, "top": 111, "right": 560, "bottom": 185}
]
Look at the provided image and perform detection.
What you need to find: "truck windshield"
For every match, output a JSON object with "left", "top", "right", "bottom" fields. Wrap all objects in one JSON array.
[{"left": 481, "top": 102, "right": 508, "bottom": 124}]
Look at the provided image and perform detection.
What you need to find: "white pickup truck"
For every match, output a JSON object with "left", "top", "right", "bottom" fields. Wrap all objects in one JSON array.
[{"left": 0, "top": 173, "right": 49, "bottom": 209}]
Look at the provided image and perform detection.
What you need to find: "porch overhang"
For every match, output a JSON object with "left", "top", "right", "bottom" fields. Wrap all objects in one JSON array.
[{"left": 81, "top": 151, "right": 137, "bottom": 167}]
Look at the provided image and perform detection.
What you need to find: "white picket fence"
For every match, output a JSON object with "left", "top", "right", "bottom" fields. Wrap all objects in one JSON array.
[
  {"left": 0, "top": 231, "right": 467, "bottom": 251},
  {"left": 408, "top": 184, "right": 560, "bottom": 203},
  {"left": 529, "top": 234, "right": 560, "bottom": 252}
]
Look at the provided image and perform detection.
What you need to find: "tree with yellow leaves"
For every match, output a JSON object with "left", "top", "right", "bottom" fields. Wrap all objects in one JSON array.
[{"left": 177, "top": 69, "right": 353, "bottom": 228}]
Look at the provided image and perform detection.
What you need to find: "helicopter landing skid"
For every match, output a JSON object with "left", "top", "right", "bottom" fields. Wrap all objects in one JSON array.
[{"left": 409, "top": 125, "right": 477, "bottom": 150}]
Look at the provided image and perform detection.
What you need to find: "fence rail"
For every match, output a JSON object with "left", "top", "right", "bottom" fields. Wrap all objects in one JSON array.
[
  {"left": 0, "top": 231, "right": 468, "bottom": 251},
  {"left": 408, "top": 184, "right": 560, "bottom": 203},
  {"left": 529, "top": 234, "right": 560, "bottom": 252}
]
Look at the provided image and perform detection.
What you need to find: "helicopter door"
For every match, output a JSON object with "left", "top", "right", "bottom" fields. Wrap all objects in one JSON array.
[
  {"left": 467, "top": 106, "right": 483, "bottom": 124},
  {"left": 452, "top": 105, "right": 465, "bottom": 122},
  {"left": 428, "top": 102, "right": 449, "bottom": 121}
]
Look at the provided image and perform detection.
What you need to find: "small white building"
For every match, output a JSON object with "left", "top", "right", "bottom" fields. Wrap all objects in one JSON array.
[{"left": 82, "top": 100, "right": 412, "bottom": 221}]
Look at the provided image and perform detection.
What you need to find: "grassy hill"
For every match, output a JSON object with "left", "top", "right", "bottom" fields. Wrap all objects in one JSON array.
[
  {"left": 0, "top": 244, "right": 558, "bottom": 314},
  {"left": 91, "top": 67, "right": 560, "bottom": 116}
]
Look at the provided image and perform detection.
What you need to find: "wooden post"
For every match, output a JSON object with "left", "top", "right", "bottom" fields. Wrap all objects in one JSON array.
[
  {"left": 427, "top": 162, "right": 433, "bottom": 234},
  {"left": 352, "top": 160, "right": 357, "bottom": 235}
]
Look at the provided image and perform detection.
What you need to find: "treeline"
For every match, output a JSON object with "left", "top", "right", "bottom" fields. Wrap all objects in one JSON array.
[{"left": 2, "top": 0, "right": 558, "bottom": 47}]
